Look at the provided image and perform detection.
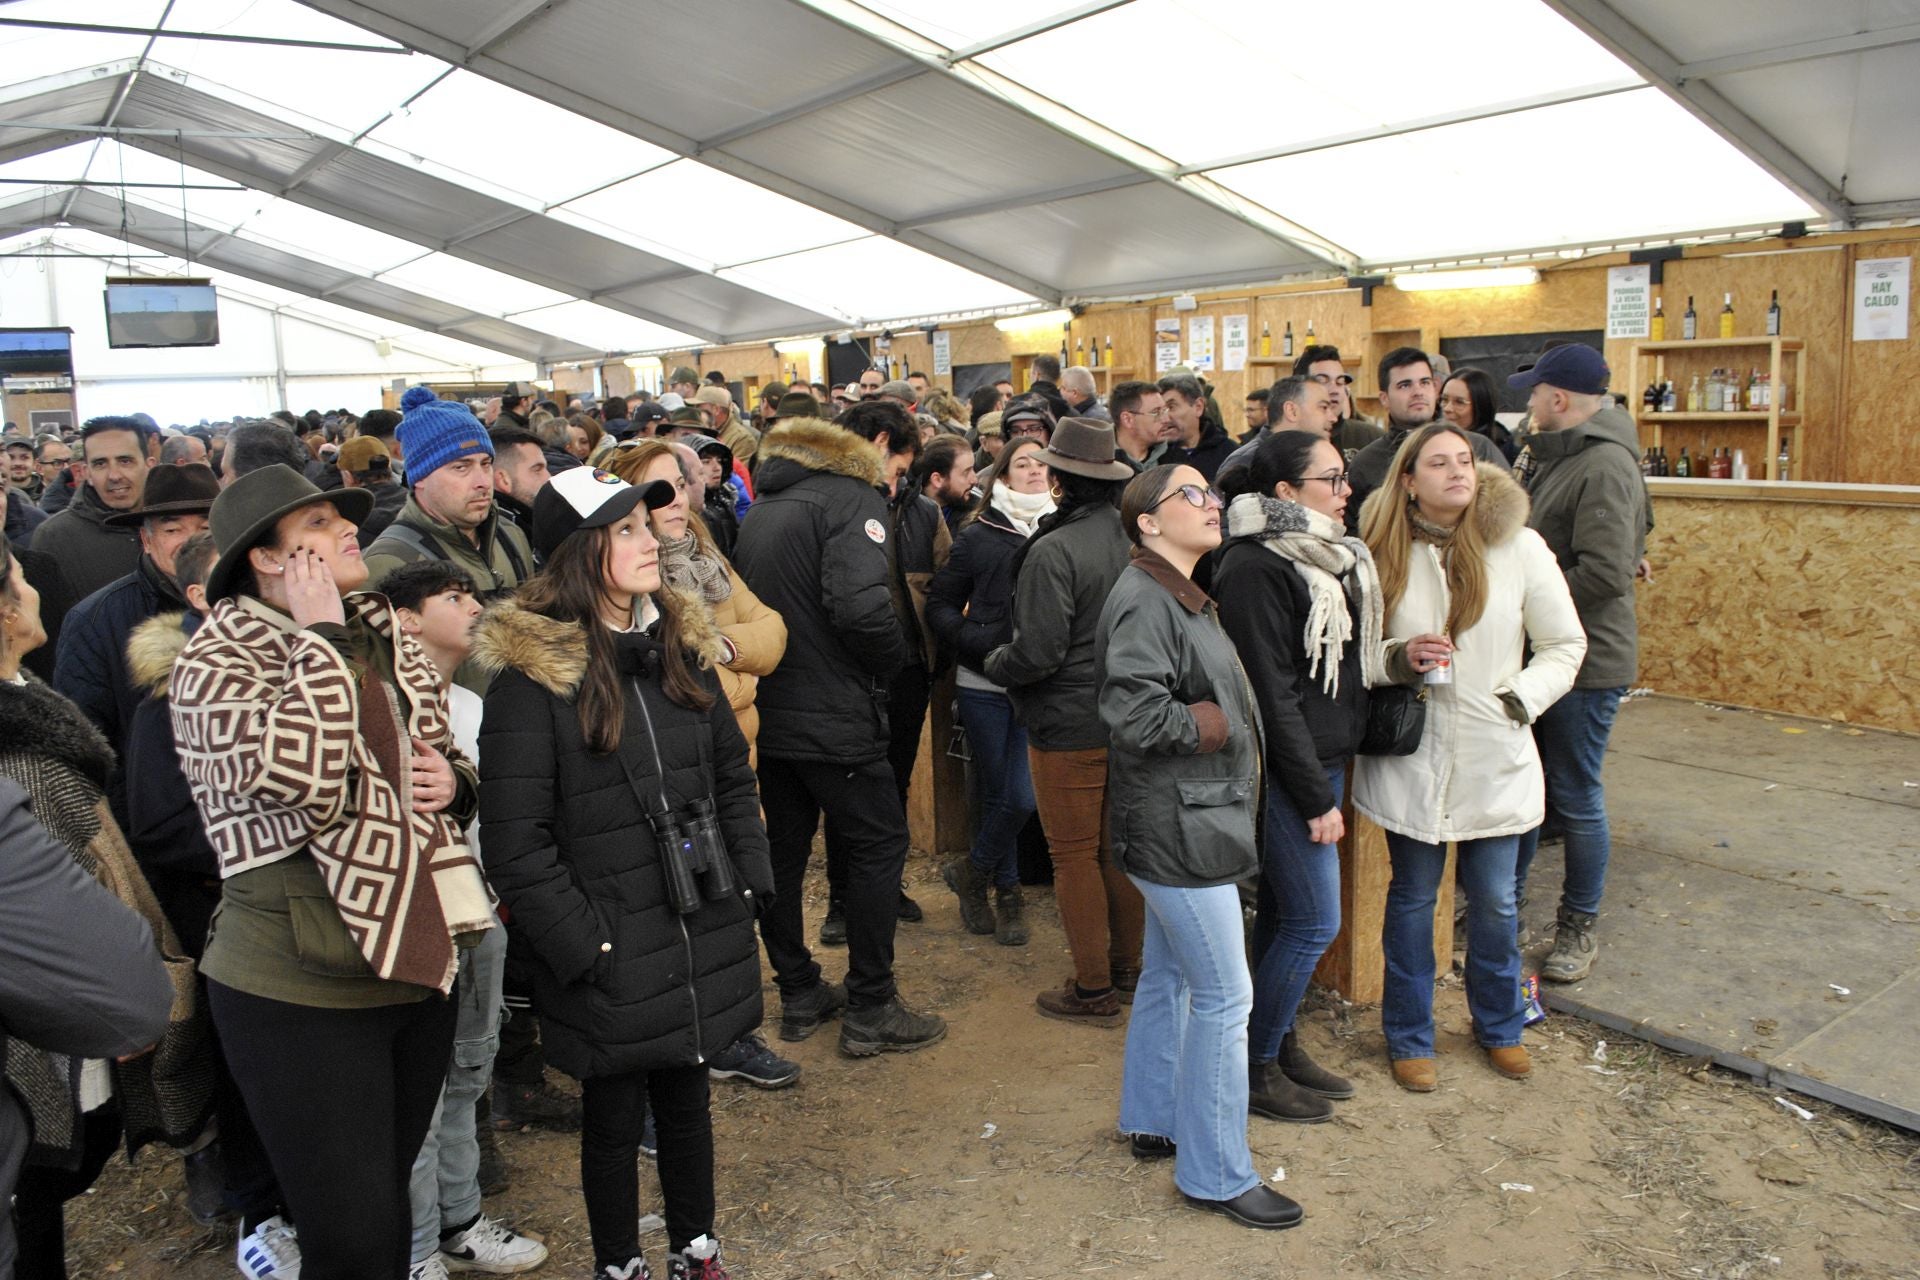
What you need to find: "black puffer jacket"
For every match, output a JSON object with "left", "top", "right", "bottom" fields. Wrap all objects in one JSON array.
[
  {"left": 926, "top": 506, "right": 1025, "bottom": 676},
  {"left": 473, "top": 597, "right": 774, "bottom": 1081},
  {"left": 732, "top": 419, "right": 907, "bottom": 764}
]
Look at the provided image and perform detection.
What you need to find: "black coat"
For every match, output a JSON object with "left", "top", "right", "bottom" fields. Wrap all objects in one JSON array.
[
  {"left": 732, "top": 420, "right": 907, "bottom": 764},
  {"left": 1214, "top": 538, "right": 1368, "bottom": 819},
  {"left": 926, "top": 506, "right": 1025, "bottom": 676},
  {"left": 356, "top": 480, "right": 408, "bottom": 544},
  {"left": 5, "top": 488, "right": 46, "bottom": 551},
  {"left": 473, "top": 599, "right": 774, "bottom": 1081},
  {"left": 1181, "top": 422, "right": 1238, "bottom": 483}
]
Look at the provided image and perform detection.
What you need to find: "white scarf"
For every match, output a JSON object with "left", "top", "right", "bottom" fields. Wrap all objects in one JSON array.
[
  {"left": 992, "top": 484, "right": 1056, "bottom": 537},
  {"left": 1225, "top": 493, "right": 1389, "bottom": 696}
]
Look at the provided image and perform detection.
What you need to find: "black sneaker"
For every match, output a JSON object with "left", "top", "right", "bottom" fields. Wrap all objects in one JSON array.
[
  {"left": 839, "top": 996, "right": 947, "bottom": 1057},
  {"left": 707, "top": 1033, "right": 800, "bottom": 1089},
  {"left": 896, "top": 891, "right": 923, "bottom": 923},
  {"left": 491, "top": 1077, "right": 582, "bottom": 1132},
  {"left": 778, "top": 980, "right": 848, "bottom": 1043},
  {"left": 182, "top": 1143, "right": 229, "bottom": 1227},
  {"left": 818, "top": 902, "right": 848, "bottom": 946},
  {"left": 1184, "top": 1183, "right": 1304, "bottom": 1230},
  {"left": 1128, "top": 1132, "right": 1176, "bottom": 1160},
  {"left": 667, "top": 1235, "right": 729, "bottom": 1280}
]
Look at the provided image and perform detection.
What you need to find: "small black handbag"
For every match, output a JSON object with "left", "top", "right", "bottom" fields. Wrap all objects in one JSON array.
[{"left": 1358, "top": 684, "right": 1427, "bottom": 756}]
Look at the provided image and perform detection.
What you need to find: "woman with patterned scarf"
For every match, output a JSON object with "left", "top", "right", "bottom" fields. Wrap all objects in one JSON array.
[
  {"left": 169, "top": 465, "right": 494, "bottom": 1280},
  {"left": 1217, "top": 430, "right": 1388, "bottom": 1126}
]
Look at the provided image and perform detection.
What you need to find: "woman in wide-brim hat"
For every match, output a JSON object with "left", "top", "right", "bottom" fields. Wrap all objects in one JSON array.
[{"left": 169, "top": 463, "right": 495, "bottom": 1279}]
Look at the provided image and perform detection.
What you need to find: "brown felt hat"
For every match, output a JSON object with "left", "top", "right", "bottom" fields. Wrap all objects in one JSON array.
[
  {"left": 1035, "top": 417, "right": 1132, "bottom": 481},
  {"left": 205, "top": 464, "right": 372, "bottom": 602},
  {"left": 104, "top": 462, "right": 220, "bottom": 527}
]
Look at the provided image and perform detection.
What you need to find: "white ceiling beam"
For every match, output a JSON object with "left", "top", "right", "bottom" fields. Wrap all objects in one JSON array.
[
  {"left": 1540, "top": 0, "right": 1850, "bottom": 221},
  {"left": 1674, "top": 22, "right": 1920, "bottom": 82},
  {"left": 942, "top": 0, "right": 1135, "bottom": 62},
  {"left": 694, "top": 64, "right": 929, "bottom": 152},
  {"left": 896, "top": 173, "right": 1154, "bottom": 229},
  {"left": 461, "top": 0, "right": 570, "bottom": 62}
]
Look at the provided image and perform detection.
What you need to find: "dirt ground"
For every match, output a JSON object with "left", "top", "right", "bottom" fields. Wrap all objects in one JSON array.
[{"left": 71, "top": 855, "right": 1920, "bottom": 1280}]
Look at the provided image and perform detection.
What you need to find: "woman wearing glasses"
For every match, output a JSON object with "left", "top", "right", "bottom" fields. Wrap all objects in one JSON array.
[
  {"left": 1439, "top": 367, "right": 1519, "bottom": 463},
  {"left": 1215, "top": 431, "right": 1387, "bottom": 1124},
  {"left": 1097, "top": 464, "right": 1301, "bottom": 1231},
  {"left": 1355, "top": 424, "right": 1585, "bottom": 1092}
]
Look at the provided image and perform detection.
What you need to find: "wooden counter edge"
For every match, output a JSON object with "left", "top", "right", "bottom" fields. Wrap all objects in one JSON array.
[{"left": 1646, "top": 478, "right": 1920, "bottom": 509}]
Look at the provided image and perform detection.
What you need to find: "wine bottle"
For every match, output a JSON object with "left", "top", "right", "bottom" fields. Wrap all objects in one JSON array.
[
  {"left": 1103, "top": 336, "right": 1112, "bottom": 366},
  {"left": 1766, "top": 289, "right": 1781, "bottom": 337},
  {"left": 1650, "top": 297, "right": 1666, "bottom": 341},
  {"left": 1675, "top": 446, "right": 1692, "bottom": 478},
  {"left": 1719, "top": 292, "right": 1735, "bottom": 339},
  {"left": 1282, "top": 321, "right": 1294, "bottom": 358},
  {"left": 1662, "top": 379, "right": 1677, "bottom": 412},
  {"left": 1687, "top": 374, "right": 1702, "bottom": 412},
  {"left": 1776, "top": 438, "right": 1791, "bottom": 481},
  {"left": 1304, "top": 320, "right": 1316, "bottom": 345},
  {"left": 1683, "top": 295, "right": 1697, "bottom": 340},
  {"left": 1259, "top": 322, "right": 1271, "bottom": 358}
]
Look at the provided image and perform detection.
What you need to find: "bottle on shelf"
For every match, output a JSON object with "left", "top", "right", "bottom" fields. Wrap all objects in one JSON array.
[
  {"left": 1766, "top": 289, "right": 1781, "bottom": 337},
  {"left": 1776, "top": 438, "right": 1792, "bottom": 481},
  {"left": 1089, "top": 338, "right": 1099, "bottom": 369},
  {"left": 1686, "top": 374, "right": 1703, "bottom": 412},
  {"left": 1654, "top": 446, "right": 1670, "bottom": 477},
  {"left": 1675, "top": 446, "right": 1693, "bottom": 478},
  {"left": 1733, "top": 448, "right": 1748, "bottom": 480},
  {"left": 1710, "top": 447, "right": 1733, "bottom": 479},
  {"left": 1683, "top": 295, "right": 1698, "bottom": 340},
  {"left": 1640, "top": 447, "right": 1656, "bottom": 476},
  {"left": 1103, "top": 336, "right": 1113, "bottom": 366},
  {"left": 1075, "top": 337, "right": 1085, "bottom": 363},
  {"left": 1259, "top": 322, "right": 1271, "bottom": 358},
  {"left": 1719, "top": 292, "right": 1735, "bottom": 338},
  {"left": 1282, "top": 321, "right": 1294, "bottom": 358},
  {"left": 1747, "top": 368, "right": 1761, "bottom": 410},
  {"left": 1642, "top": 382, "right": 1661, "bottom": 416},
  {"left": 1661, "top": 379, "right": 1677, "bottom": 412},
  {"left": 1304, "top": 320, "right": 1316, "bottom": 346},
  {"left": 1705, "top": 369, "right": 1722, "bottom": 412},
  {"left": 1650, "top": 296, "right": 1666, "bottom": 341}
]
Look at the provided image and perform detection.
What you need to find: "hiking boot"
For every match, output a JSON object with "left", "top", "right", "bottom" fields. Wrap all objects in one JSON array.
[
  {"left": 236, "top": 1214, "right": 301, "bottom": 1280},
  {"left": 993, "top": 886, "right": 1028, "bottom": 946},
  {"left": 667, "top": 1235, "right": 730, "bottom": 1280},
  {"left": 897, "top": 890, "right": 923, "bottom": 923},
  {"left": 1486, "top": 1045, "right": 1533, "bottom": 1080},
  {"left": 839, "top": 996, "right": 948, "bottom": 1057},
  {"left": 1541, "top": 907, "right": 1598, "bottom": 983},
  {"left": 1110, "top": 967, "right": 1140, "bottom": 1005},
  {"left": 183, "top": 1142, "right": 228, "bottom": 1226},
  {"left": 474, "top": 1113, "right": 509, "bottom": 1196},
  {"left": 1128, "top": 1132, "right": 1176, "bottom": 1160},
  {"left": 1248, "top": 1059, "right": 1334, "bottom": 1124},
  {"left": 817, "top": 901, "right": 847, "bottom": 946},
  {"left": 491, "top": 1077, "right": 582, "bottom": 1132},
  {"left": 941, "top": 858, "right": 996, "bottom": 936},
  {"left": 1035, "top": 977, "right": 1123, "bottom": 1028},
  {"left": 1278, "top": 1029, "right": 1354, "bottom": 1100},
  {"left": 707, "top": 1033, "right": 800, "bottom": 1089},
  {"left": 1183, "top": 1184, "right": 1303, "bottom": 1231},
  {"left": 440, "top": 1213, "right": 548, "bottom": 1273},
  {"left": 1390, "top": 1058, "right": 1437, "bottom": 1093},
  {"left": 778, "top": 980, "right": 847, "bottom": 1043}
]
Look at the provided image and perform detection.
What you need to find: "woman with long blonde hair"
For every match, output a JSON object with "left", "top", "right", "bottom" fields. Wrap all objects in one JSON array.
[{"left": 1354, "top": 424, "right": 1585, "bottom": 1093}]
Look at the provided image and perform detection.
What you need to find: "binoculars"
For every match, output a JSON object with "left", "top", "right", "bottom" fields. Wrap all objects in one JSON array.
[{"left": 650, "top": 798, "right": 736, "bottom": 915}]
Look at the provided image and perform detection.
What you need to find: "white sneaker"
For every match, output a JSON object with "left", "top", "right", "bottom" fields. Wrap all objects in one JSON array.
[
  {"left": 236, "top": 1215, "right": 301, "bottom": 1279},
  {"left": 440, "top": 1213, "right": 550, "bottom": 1274},
  {"left": 410, "top": 1258, "right": 452, "bottom": 1280}
]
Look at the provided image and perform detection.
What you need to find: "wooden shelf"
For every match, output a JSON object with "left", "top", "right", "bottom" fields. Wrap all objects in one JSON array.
[
  {"left": 1636, "top": 336, "right": 1803, "bottom": 352},
  {"left": 1635, "top": 411, "right": 1802, "bottom": 425},
  {"left": 1631, "top": 335, "right": 1806, "bottom": 480}
]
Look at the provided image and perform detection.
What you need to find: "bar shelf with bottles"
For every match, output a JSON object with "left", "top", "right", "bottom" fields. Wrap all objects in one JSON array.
[{"left": 1629, "top": 332, "right": 1806, "bottom": 481}]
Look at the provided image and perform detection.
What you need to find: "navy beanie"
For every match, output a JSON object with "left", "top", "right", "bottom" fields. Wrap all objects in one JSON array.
[{"left": 396, "top": 385, "right": 493, "bottom": 485}]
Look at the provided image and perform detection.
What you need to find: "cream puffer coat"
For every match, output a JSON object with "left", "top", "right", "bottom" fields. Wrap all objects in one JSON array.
[{"left": 1353, "top": 466, "right": 1586, "bottom": 844}]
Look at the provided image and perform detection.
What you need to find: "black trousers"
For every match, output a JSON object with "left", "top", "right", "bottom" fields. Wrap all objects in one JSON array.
[
  {"left": 12, "top": 1103, "right": 121, "bottom": 1280},
  {"left": 492, "top": 924, "right": 548, "bottom": 1091},
  {"left": 207, "top": 981, "right": 456, "bottom": 1280},
  {"left": 580, "top": 1063, "right": 713, "bottom": 1262},
  {"left": 825, "top": 663, "right": 929, "bottom": 904},
  {"left": 758, "top": 756, "right": 908, "bottom": 1008}
]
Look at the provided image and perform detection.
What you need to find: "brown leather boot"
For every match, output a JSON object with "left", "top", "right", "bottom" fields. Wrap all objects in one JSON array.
[
  {"left": 1278, "top": 1030, "right": 1354, "bottom": 1099},
  {"left": 993, "top": 886, "right": 1028, "bottom": 946},
  {"left": 1486, "top": 1045, "right": 1532, "bottom": 1080},
  {"left": 1391, "top": 1057, "right": 1438, "bottom": 1092},
  {"left": 1248, "top": 1059, "right": 1334, "bottom": 1124},
  {"left": 1035, "top": 977, "right": 1123, "bottom": 1027}
]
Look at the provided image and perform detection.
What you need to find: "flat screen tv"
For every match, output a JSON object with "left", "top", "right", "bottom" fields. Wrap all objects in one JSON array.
[
  {"left": 104, "top": 277, "right": 220, "bottom": 349},
  {"left": 0, "top": 327, "right": 74, "bottom": 377}
]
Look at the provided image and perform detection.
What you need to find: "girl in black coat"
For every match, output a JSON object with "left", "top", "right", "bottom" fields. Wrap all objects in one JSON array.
[{"left": 473, "top": 470, "right": 773, "bottom": 1280}]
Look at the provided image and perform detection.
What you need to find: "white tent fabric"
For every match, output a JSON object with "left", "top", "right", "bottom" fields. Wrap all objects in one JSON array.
[{"left": 0, "top": 0, "right": 1912, "bottom": 360}]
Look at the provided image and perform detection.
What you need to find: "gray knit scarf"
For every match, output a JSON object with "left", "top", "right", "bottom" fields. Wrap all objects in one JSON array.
[
  {"left": 657, "top": 531, "right": 732, "bottom": 605},
  {"left": 1226, "top": 494, "right": 1388, "bottom": 695}
]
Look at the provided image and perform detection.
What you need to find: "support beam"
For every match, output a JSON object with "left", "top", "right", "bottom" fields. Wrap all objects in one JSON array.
[
  {"left": 1541, "top": 0, "right": 1849, "bottom": 221},
  {"left": 943, "top": 0, "right": 1135, "bottom": 62},
  {"left": 1674, "top": 22, "right": 1920, "bottom": 82},
  {"left": 462, "top": 0, "right": 568, "bottom": 63},
  {"left": 694, "top": 63, "right": 928, "bottom": 153},
  {"left": 897, "top": 173, "right": 1154, "bottom": 229},
  {"left": 275, "top": 142, "right": 349, "bottom": 197},
  {"left": 0, "top": 18, "right": 410, "bottom": 54}
]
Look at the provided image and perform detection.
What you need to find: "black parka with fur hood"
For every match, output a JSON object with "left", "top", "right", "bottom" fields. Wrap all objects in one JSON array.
[{"left": 472, "top": 592, "right": 775, "bottom": 1080}]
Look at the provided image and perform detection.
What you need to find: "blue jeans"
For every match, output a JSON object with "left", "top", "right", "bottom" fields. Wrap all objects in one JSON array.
[
  {"left": 1118, "top": 877, "right": 1258, "bottom": 1203},
  {"left": 1247, "top": 767, "right": 1344, "bottom": 1064},
  {"left": 956, "top": 688, "right": 1035, "bottom": 889},
  {"left": 1514, "top": 686, "right": 1624, "bottom": 916},
  {"left": 1382, "top": 833, "right": 1525, "bottom": 1059},
  {"left": 409, "top": 915, "right": 507, "bottom": 1263}
]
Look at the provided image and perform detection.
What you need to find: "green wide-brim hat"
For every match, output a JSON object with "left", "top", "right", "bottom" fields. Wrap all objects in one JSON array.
[{"left": 205, "top": 464, "right": 373, "bottom": 602}]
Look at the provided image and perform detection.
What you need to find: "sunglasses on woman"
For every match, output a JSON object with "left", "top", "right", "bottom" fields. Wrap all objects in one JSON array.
[{"left": 1147, "top": 482, "right": 1225, "bottom": 512}]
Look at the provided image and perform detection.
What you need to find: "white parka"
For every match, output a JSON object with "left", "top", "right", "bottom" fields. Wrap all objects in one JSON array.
[{"left": 1354, "top": 466, "right": 1587, "bottom": 843}]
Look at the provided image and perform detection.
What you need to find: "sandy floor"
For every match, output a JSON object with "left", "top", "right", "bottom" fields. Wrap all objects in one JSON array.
[{"left": 71, "top": 857, "right": 1920, "bottom": 1280}]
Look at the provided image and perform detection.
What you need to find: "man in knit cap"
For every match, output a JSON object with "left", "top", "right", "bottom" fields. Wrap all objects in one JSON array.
[{"left": 360, "top": 386, "right": 535, "bottom": 636}]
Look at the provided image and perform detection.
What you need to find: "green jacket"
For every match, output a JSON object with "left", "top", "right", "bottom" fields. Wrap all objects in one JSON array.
[
  {"left": 1095, "top": 549, "right": 1261, "bottom": 889},
  {"left": 1523, "top": 405, "right": 1650, "bottom": 689}
]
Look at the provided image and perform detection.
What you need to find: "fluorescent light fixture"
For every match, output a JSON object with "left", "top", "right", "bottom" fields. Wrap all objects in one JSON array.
[
  {"left": 623, "top": 356, "right": 663, "bottom": 370},
  {"left": 994, "top": 309, "right": 1073, "bottom": 332},
  {"left": 774, "top": 339, "right": 822, "bottom": 354},
  {"left": 1391, "top": 267, "right": 1540, "bottom": 292}
]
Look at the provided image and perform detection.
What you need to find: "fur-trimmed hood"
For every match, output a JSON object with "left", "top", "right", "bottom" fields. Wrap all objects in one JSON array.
[
  {"left": 0, "top": 672, "right": 114, "bottom": 788},
  {"left": 127, "top": 610, "right": 195, "bottom": 698},
  {"left": 469, "top": 588, "right": 727, "bottom": 698},
  {"left": 752, "top": 418, "right": 884, "bottom": 491},
  {"left": 1357, "top": 461, "right": 1529, "bottom": 546}
]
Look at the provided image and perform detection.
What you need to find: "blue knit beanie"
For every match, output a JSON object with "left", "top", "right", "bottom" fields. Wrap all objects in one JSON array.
[{"left": 396, "top": 385, "right": 492, "bottom": 485}]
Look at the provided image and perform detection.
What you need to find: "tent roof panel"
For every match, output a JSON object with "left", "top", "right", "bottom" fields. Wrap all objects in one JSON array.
[
  {"left": 720, "top": 237, "right": 1035, "bottom": 324},
  {"left": 597, "top": 273, "right": 851, "bottom": 343},
  {"left": 293, "top": 145, "right": 516, "bottom": 245},
  {"left": 554, "top": 159, "right": 869, "bottom": 266},
  {"left": 374, "top": 253, "right": 573, "bottom": 318}
]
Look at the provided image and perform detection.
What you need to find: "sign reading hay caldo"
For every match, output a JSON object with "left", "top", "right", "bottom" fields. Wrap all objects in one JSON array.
[
  {"left": 1606, "top": 264, "right": 1650, "bottom": 339},
  {"left": 1854, "top": 257, "right": 1909, "bottom": 342}
]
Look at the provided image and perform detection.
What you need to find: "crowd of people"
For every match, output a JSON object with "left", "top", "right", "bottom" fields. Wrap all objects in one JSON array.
[{"left": 0, "top": 337, "right": 1649, "bottom": 1277}]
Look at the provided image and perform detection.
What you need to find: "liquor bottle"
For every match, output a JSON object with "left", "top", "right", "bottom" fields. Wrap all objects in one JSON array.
[
  {"left": 1719, "top": 292, "right": 1735, "bottom": 339},
  {"left": 1640, "top": 447, "right": 1656, "bottom": 476},
  {"left": 1075, "top": 337, "right": 1085, "bottom": 364},
  {"left": 1683, "top": 295, "right": 1697, "bottom": 340},
  {"left": 1675, "top": 446, "right": 1692, "bottom": 478},
  {"left": 1259, "top": 322, "right": 1271, "bottom": 358},
  {"left": 1766, "top": 289, "right": 1781, "bottom": 337},
  {"left": 1654, "top": 446, "right": 1670, "bottom": 477},
  {"left": 1304, "top": 320, "right": 1316, "bottom": 346},
  {"left": 1686, "top": 374, "right": 1702, "bottom": 412},
  {"left": 1711, "top": 447, "right": 1733, "bottom": 479},
  {"left": 1283, "top": 321, "right": 1294, "bottom": 358},
  {"left": 1088, "top": 338, "right": 1099, "bottom": 369},
  {"left": 1642, "top": 382, "right": 1661, "bottom": 416},
  {"left": 1747, "top": 368, "right": 1761, "bottom": 410},
  {"left": 1732, "top": 448, "right": 1748, "bottom": 480},
  {"left": 1705, "top": 369, "right": 1721, "bottom": 413},
  {"left": 1650, "top": 297, "right": 1666, "bottom": 341},
  {"left": 1776, "top": 438, "right": 1791, "bottom": 481},
  {"left": 1103, "top": 336, "right": 1112, "bottom": 366}
]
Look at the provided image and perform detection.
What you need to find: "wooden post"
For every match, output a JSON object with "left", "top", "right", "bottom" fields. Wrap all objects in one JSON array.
[
  {"left": 1313, "top": 765, "right": 1455, "bottom": 1002},
  {"left": 907, "top": 668, "right": 971, "bottom": 858}
]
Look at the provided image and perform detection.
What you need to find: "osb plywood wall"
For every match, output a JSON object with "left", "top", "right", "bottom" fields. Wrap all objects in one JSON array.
[{"left": 1636, "top": 495, "right": 1920, "bottom": 733}]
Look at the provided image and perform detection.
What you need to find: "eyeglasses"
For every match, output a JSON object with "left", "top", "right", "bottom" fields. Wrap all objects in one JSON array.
[
  {"left": 1308, "top": 372, "right": 1356, "bottom": 387},
  {"left": 1147, "top": 482, "right": 1225, "bottom": 513},
  {"left": 1292, "top": 471, "right": 1351, "bottom": 493}
]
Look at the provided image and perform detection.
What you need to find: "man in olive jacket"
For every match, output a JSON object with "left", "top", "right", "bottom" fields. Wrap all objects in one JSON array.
[
  {"left": 1507, "top": 345, "right": 1650, "bottom": 986},
  {"left": 732, "top": 416, "right": 946, "bottom": 1057}
]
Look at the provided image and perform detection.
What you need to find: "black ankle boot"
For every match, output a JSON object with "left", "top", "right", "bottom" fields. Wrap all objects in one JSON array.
[
  {"left": 1248, "top": 1059, "right": 1333, "bottom": 1124},
  {"left": 1278, "top": 1029, "right": 1354, "bottom": 1100}
]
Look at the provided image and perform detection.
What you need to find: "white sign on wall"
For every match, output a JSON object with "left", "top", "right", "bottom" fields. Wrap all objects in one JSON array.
[
  {"left": 1854, "top": 257, "right": 1910, "bottom": 342},
  {"left": 1222, "top": 314, "right": 1249, "bottom": 371},
  {"left": 1606, "top": 264, "right": 1651, "bottom": 339},
  {"left": 931, "top": 329, "right": 951, "bottom": 375},
  {"left": 1154, "top": 316, "right": 1181, "bottom": 373},
  {"left": 1188, "top": 315, "right": 1215, "bottom": 371}
]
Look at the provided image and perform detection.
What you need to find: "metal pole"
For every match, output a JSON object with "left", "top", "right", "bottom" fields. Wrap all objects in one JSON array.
[{"left": 270, "top": 309, "right": 288, "bottom": 411}]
